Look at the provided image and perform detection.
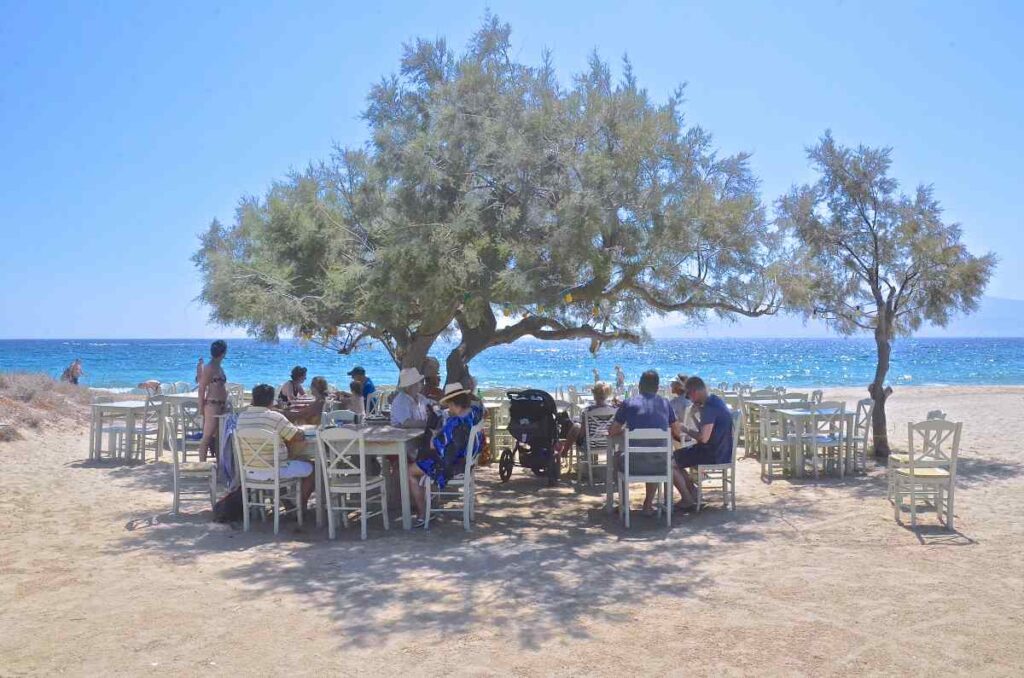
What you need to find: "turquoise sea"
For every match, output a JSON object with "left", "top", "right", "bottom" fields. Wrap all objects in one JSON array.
[{"left": 0, "top": 337, "right": 1021, "bottom": 391}]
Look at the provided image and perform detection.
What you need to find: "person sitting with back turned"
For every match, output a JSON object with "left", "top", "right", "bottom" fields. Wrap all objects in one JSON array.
[
  {"left": 390, "top": 368, "right": 431, "bottom": 428},
  {"left": 557, "top": 381, "right": 615, "bottom": 456},
  {"left": 672, "top": 376, "right": 734, "bottom": 509},
  {"left": 606, "top": 370, "right": 683, "bottom": 516},
  {"left": 236, "top": 384, "right": 315, "bottom": 510}
]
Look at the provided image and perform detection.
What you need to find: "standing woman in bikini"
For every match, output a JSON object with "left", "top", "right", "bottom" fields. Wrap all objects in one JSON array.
[{"left": 197, "top": 340, "right": 228, "bottom": 462}]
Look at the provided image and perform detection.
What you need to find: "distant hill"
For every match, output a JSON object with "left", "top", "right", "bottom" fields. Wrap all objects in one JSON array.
[{"left": 647, "top": 296, "right": 1024, "bottom": 339}]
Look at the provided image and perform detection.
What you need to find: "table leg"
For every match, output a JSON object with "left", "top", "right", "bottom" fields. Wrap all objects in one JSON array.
[
  {"left": 125, "top": 410, "right": 137, "bottom": 462},
  {"left": 314, "top": 456, "right": 324, "bottom": 528},
  {"left": 90, "top": 407, "right": 99, "bottom": 460},
  {"left": 605, "top": 441, "right": 617, "bottom": 514},
  {"left": 399, "top": 445, "right": 412, "bottom": 530}
]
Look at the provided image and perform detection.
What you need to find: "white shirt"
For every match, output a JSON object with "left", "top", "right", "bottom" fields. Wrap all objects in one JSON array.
[{"left": 390, "top": 391, "right": 429, "bottom": 427}]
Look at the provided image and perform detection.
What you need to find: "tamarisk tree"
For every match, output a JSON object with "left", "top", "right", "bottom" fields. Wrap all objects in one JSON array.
[
  {"left": 195, "top": 16, "right": 782, "bottom": 383},
  {"left": 777, "top": 132, "right": 995, "bottom": 455}
]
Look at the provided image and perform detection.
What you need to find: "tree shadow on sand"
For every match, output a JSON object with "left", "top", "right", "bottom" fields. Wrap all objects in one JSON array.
[{"left": 112, "top": 470, "right": 825, "bottom": 651}]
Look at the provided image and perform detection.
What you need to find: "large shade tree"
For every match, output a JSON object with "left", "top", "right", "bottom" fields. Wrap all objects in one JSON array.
[
  {"left": 777, "top": 132, "right": 995, "bottom": 454},
  {"left": 196, "top": 17, "right": 783, "bottom": 383}
]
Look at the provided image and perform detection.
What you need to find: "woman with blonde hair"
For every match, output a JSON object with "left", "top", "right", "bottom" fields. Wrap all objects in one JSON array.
[{"left": 557, "top": 381, "right": 615, "bottom": 455}]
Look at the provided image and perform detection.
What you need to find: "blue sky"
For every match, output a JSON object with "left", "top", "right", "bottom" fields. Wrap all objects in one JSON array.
[{"left": 1, "top": 0, "right": 1021, "bottom": 339}]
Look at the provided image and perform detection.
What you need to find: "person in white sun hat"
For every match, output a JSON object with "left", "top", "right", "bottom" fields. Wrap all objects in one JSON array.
[{"left": 390, "top": 367, "right": 431, "bottom": 428}]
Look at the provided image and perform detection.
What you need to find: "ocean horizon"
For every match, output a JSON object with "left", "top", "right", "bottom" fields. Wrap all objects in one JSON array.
[{"left": 2, "top": 336, "right": 1022, "bottom": 392}]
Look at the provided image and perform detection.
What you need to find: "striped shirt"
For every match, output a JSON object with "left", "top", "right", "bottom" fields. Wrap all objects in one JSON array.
[{"left": 236, "top": 407, "right": 301, "bottom": 442}]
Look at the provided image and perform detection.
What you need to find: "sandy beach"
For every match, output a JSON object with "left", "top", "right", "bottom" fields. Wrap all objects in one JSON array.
[{"left": 2, "top": 385, "right": 1023, "bottom": 676}]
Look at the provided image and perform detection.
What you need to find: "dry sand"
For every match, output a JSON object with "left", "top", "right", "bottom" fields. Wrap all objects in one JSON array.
[{"left": 1, "top": 385, "right": 1023, "bottom": 676}]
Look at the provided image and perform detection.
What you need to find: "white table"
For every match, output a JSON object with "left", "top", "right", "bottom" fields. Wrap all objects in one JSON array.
[
  {"left": 775, "top": 407, "right": 854, "bottom": 478},
  {"left": 90, "top": 401, "right": 148, "bottom": 460},
  {"left": 297, "top": 425, "right": 424, "bottom": 531}
]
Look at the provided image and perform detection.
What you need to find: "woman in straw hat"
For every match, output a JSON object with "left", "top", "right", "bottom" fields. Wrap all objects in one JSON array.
[{"left": 407, "top": 382, "right": 483, "bottom": 527}]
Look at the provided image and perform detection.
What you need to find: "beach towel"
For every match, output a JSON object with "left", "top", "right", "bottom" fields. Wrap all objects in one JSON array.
[{"left": 218, "top": 413, "right": 239, "bottom": 489}]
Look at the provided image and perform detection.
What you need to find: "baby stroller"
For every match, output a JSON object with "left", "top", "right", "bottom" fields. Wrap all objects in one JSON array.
[{"left": 498, "top": 389, "right": 567, "bottom": 485}]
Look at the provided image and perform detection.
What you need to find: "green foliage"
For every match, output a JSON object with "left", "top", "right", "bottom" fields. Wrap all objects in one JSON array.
[
  {"left": 778, "top": 131, "right": 996, "bottom": 338},
  {"left": 195, "top": 15, "right": 780, "bottom": 371}
]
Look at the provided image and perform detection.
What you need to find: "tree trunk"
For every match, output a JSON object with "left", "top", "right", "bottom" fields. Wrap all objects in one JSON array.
[
  {"left": 868, "top": 328, "right": 892, "bottom": 457},
  {"left": 444, "top": 346, "right": 474, "bottom": 387},
  {"left": 398, "top": 334, "right": 435, "bottom": 371}
]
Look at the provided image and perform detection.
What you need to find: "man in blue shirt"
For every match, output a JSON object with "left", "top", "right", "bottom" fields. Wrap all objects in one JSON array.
[
  {"left": 608, "top": 370, "right": 683, "bottom": 515},
  {"left": 674, "top": 376, "right": 734, "bottom": 503},
  {"left": 347, "top": 366, "right": 375, "bottom": 409}
]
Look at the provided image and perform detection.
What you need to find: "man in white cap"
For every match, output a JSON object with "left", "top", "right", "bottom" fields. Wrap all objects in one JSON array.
[{"left": 390, "top": 367, "right": 431, "bottom": 428}]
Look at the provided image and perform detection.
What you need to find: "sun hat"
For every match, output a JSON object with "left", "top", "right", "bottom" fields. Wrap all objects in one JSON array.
[
  {"left": 398, "top": 367, "right": 424, "bottom": 389},
  {"left": 438, "top": 382, "right": 472, "bottom": 404},
  {"left": 347, "top": 366, "right": 366, "bottom": 377}
]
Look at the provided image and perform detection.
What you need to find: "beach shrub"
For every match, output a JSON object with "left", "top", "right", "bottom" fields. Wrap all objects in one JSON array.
[{"left": 0, "top": 373, "right": 92, "bottom": 441}]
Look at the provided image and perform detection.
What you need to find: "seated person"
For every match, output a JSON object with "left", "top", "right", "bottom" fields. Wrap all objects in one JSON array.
[
  {"left": 557, "top": 381, "right": 615, "bottom": 454},
  {"left": 236, "top": 384, "right": 316, "bottom": 510},
  {"left": 391, "top": 368, "right": 432, "bottom": 428},
  {"left": 347, "top": 380, "right": 365, "bottom": 416},
  {"left": 668, "top": 374, "right": 691, "bottom": 421},
  {"left": 285, "top": 376, "right": 330, "bottom": 425},
  {"left": 607, "top": 370, "right": 687, "bottom": 515},
  {"left": 278, "top": 365, "right": 308, "bottom": 405},
  {"left": 407, "top": 383, "right": 484, "bottom": 527},
  {"left": 347, "top": 366, "right": 375, "bottom": 409},
  {"left": 673, "top": 376, "right": 734, "bottom": 505}
]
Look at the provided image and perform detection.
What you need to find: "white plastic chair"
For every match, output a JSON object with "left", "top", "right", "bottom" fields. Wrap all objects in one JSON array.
[
  {"left": 424, "top": 421, "right": 486, "bottom": 531},
  {"left": 893, "top": 420, "right": 961, "bottom": 530},
  {"left": 233, "top": 427, "right": 308, "bottom": 535},
  {"left": 317, "top": 427, "right": 389, "bottom": 539},
  {"left": 695, "top": 410, "right": 741, "bottom": 511},
  {"left": 616, "top": 428, "right": 673, "bottom": 528},
  {"left": 577, "top": 406, "right": 616, "bottom": 486}
]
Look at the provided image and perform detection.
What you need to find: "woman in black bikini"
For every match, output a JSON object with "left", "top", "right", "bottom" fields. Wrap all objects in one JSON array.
[{"left": 197, "top": 340, "right": 228, "bottom": 462}]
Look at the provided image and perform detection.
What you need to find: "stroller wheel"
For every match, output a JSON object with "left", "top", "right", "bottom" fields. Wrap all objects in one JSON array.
[{"left": 498, "top": 449, "right": 514, "bottom": 482}]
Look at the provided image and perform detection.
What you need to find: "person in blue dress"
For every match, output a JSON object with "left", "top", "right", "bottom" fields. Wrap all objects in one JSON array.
[{"left": 407, "top": 382, "right": 483, "bottom": 527}]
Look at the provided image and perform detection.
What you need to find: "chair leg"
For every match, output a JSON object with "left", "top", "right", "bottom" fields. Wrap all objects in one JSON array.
[
  {"left": 242, "top": 488, "right": 251, "bottom": 532},
  {"left": 424, "top": 482, "right": 432, "bottom": 530},
  {"left": 295, "top": 482, "right": 304, "bottom": 527},
  {"left": 208, "top": 472, "right": 216, "bottom": 509},
  {"left": 360, "top": 490, "right": 368, "bottom": 540},
  {"left": 664, "top": 481, "right": 671, "bottom": 528},
  {"left": 946, "top": 483, "right": 955, "bottom": 531},
  {"left": 172, "top": 469, "right": 180, "bottom": 515},
  {"left": 381, "top": 483, "right": 390, "bottom": 531},
  {"left": 273, "top": 488, "right": 280, "bottom": 535},
  {"left": 326, "top": 491, "right": 336, "bottom": 540}
]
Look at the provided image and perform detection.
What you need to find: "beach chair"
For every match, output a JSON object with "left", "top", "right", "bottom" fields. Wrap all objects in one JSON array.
[
  {"left": 577, "top": 405, "right": 616, "bottom": 486},
  {"left": 317, "top": 427, "right": 389, "bottom": 540},
  {"left": 424, "top": 420, "right": 485, "bottom": 531},
  {"left": 234, "top": 427, "right": 308, "bottom": 535},
  {"left": 892, "top": 420, "right": 961, "bottom": 530},
  {"left": 887, "top": 418, "right": 960, "bottom": 502},
  {"left": 616, "top": 428, "right": 673, "bottom": 528},
  {"left": 695, "top": 410, "right": 741, "bottom": 511},
  {"left": 850, "top": 398, "right": 874, "bottom": 473}
]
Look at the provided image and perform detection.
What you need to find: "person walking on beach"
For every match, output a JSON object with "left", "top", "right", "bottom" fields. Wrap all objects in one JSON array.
[
  {"left": 61, "top": 359, "right": 84, "bottom": 384},
  {"left": 614, "top": 365, "right": 626, "bottom": 393},
  {"left": 197, "top": 340, "right": 229, "bottom": 462},
  {"left": 593, "top": 367, "right": 600, "bottom": 384}
]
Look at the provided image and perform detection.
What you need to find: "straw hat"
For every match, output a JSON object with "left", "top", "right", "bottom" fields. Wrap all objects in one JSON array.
[
  {"left": 438, "top": 382, "right": 471, "bottom": 404},
  {"left": 397, "top": 367, "right": 424, "bottom": 389}
]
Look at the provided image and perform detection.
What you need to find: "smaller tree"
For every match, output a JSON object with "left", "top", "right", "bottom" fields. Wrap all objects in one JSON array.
[{"left": 778, "top": 132, "right": 995, "bottom": 455}]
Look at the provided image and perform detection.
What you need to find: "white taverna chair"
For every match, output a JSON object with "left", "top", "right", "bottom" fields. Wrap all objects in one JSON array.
[
  {"left": 233, "top": 427, "right": 309, "bottom": 535},
  {"left": 892, "top": 419, "right": 962, "bottom": 530},
  {"left": 694, "top": 410, "right": 742, "bottom": 511},
  {"left": 317, "top": 427, "right": 389, "bottom": 540},
  {"left": 617, "top": 428, "right": 674, "bottom": 528},
  {"left": 424, "top": 421, "right": 486, "bottom": 531}
]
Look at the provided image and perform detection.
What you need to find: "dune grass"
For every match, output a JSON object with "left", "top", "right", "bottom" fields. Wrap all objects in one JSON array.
[{"left": 0, "top": 372, "right": 93, "bottom": 440}]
